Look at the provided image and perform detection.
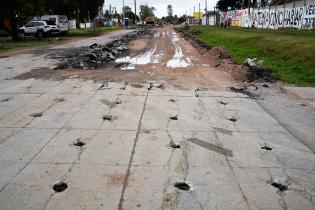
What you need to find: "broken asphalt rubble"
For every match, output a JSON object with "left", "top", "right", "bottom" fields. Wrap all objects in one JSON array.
[
  {"left": 55, "top": 29, "right": 146, "bottom": 70},
  {"left": 244, "top": 58, "right": 278, "bottom": 82}
]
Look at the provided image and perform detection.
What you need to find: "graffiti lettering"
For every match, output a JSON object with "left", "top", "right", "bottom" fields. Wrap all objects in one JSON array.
[{"left": 220, "top": 0, "right": 315, "bottom": 29}]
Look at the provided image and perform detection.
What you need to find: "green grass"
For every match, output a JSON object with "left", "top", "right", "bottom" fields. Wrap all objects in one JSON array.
[
  {"left": 0, "top": 26, "right": 121, "bottom": 54},
  {"left": 0, "top": 38, "right": 52, "bottom": 53},
  {"left": 66, "top": 26, "right": 121, "bottom": 37},
  {"left": 181, "top": 25, "right": 315, "bottom": 87}
]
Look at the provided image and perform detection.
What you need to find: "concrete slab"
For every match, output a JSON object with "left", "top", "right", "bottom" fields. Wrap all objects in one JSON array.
[
  {"left": 79, "top": 130, "right": 137, "bottom": 165},
  {"left": 0, "top": 80, "right": 314, "bottom": 210},
  {"left": 44, "top": 164, "right": 127, "bottom": 210},
  {"left": 284, "top": 86, "right": 315, "bottom": 100},
  {"left": 0, "top": 79, "right": 61, "bottom": 94}
]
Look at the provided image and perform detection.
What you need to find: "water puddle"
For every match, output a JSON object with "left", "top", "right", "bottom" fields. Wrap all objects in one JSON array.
[
  {"left": 115, "top": 44, "right": 159, "bottom": 70},
  {"left": 166, "top": 32, "right": 192, "bottom": 68}
]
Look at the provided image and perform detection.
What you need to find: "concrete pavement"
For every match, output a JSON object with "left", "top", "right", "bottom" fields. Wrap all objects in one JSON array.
[
  {"left": 0, "top": 28, "right": 314, "bottom": 210},
  {"left": 0, "top": 79, "right": 314, "bottom": 209}
]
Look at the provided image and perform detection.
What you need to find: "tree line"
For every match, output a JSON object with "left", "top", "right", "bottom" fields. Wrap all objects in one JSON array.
[{"left": 0, "top": 0, "right": 104, "bottom": 38}]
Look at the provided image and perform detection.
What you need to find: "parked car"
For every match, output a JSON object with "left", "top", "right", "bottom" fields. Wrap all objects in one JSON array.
[
  {"left": 40, "top": 15, "right": 70, "bottom": 33},
  {"left": 137, "top": 20, "right": 146, "bottom": 26},
  {"left": 18, "top": 21, "right": 59, "bottom": 38}
]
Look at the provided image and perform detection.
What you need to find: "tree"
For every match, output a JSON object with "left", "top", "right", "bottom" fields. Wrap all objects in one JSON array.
[
  {"left": 0, "top": 0, "right": 105, "bottom": 39},
  {"left": 0, "top": 0, "right": 46, "bottom": 39},
  {"left": 167, "top": 5, "right": 173, "bottom": 18},
  {"left": 177, "top": 15, "right": 187, "bottom": 24},
  {"left": 123, "top": 6, "right": 139, "bottom": 22},
  {"left": 166, "top": 5, "right": 173, "bottom": 23},
  {"left": 45, "top": 0, "right": 79, "bottom": 19},
  {"left": 77, "top": 0, "right": 104, "bottom": 22},
  {"left": 139, "top": 5, "right": 155, "bottom": 20}
]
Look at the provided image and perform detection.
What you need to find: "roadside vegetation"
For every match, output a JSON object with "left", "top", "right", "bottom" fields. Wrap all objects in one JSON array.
[
  {"left": 181, "top": 25, "right": 315, "bottom": 87},
  {"left": 66, "top": 26, "right": 121, "bottom": 37},
  {"left": 0, "top": 26, "right": 121, "bottom": 54},
  {"left": 0, "top": 38, "right": 52, "bottom": 53}
]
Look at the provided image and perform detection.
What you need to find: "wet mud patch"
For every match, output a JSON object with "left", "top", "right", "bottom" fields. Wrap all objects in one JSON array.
[
  {"left": 31, "top": 112, "right": 42, "bottom": 117},
  {"left": 13, "top": 27, "right": 234, "bottom": 90},
  {"left": 55, "top": 97, "right": 65, "bottom": 102},
  {"left": 170, "top": 116, "right": 178, "bottom": 120},
  {"left": 0, "top": 97, "right": 13, "bottom": 102},
  {"left": 229, "top": 117, "right": 238, "bottom": 122},
  {"left": 261, "top": 143, "right": 273, "bottom": 151},
  {"left": 170, "top": 143, "right": 181, "bottom": 149},
  {"left": 230, "top": 85, "right": 261, "bottom": 98},
  {"left": 270, "top": 178, "right": 289, "bottom": 192},
  {"left": 73, "top": 138, "right": 86, "bottom": 147},
  {"left": 174, "top": 182, "right": 191, "bottom": 191},
  {"left": 187, "top": 138, "right": 233, "bottom": 157},
  {"left": 102, "top": 114, "right": 118, "bottom": 122},
  {"left": 52, "top": 181, "right": 68, "bottom": 192}
]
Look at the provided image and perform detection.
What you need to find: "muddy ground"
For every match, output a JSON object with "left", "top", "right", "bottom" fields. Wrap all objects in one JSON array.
[{"left": 15, "top": 27, "right": 240, "bottom": 90}]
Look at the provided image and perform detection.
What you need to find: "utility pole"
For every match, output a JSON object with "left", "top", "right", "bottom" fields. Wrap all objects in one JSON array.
[
  {"left": 134, "top": 0, "right": 137, "bottom": 24},
  {"left": 205, "top": 0, "right": 208, "bottom": 25},
  {"left": 122, "top": 0, "right": 125, "bottom": 20},
  {"left": 199, "top": 2, "right": 201, "bottom": 24},
  {"left": 193, "top": 6, "right": 195, "bottom": 23},
  {"left": 248, "top": 0, "right": 251, "bottom": 28}
]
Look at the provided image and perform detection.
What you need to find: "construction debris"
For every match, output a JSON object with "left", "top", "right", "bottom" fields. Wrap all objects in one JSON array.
[{"left": 55, "top": 29, "right": 146, "bottom": 70}]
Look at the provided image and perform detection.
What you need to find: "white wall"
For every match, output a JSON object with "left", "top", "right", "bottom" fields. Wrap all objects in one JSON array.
[{"left": 219, "top": 0, "right": 315, "bottom": 29}]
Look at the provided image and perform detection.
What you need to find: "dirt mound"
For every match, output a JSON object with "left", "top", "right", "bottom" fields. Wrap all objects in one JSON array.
[
  {"left": 175, "top": 28, "right": 277, "bottom": 83},
  {"left": 208, "top": 46, "right": 230, "bottom": 59},
  {"left": 246, "top": 66, "right": 278, "bottom": 82}
]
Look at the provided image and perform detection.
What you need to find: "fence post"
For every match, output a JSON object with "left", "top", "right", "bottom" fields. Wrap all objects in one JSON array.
[
  {"left": 268, "top": 5, "right": 271, "bottom": 29},
  {"left": 283, "top": 3, "right": 286, "bottom": 28},
  {"left": 303, "top": 0, "right": 306, "bottom": 29},
  {"left": 291, "top": 0, "right": 296, "bottom": 28},
  {"left": 274, "top": 5, "right": 277, "bottom": 29}
]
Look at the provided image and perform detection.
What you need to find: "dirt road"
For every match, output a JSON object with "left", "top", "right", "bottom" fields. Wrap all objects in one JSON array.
[
  {"left": 15, "top": 27, "right": 235, "bottom": 90},
  {"left": 0, "top": 27, "right": 314, "bottom": 210}
]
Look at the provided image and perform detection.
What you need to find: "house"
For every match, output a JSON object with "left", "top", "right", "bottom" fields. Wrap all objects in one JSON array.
[{"left": 202, "top": 11, "right": 219, "bottom": 26}]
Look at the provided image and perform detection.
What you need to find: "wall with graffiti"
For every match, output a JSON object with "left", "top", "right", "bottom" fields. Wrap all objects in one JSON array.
[{"left": 219, "top": 0, "right": 315, "bottom": 29}]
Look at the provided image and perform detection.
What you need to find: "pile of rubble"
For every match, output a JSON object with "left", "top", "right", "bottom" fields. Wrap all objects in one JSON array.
[
  {"left": 57, "top": 29, "right": 146, "bottom": 70},
  {"left": 244, "top": 58, "right": 278, "bottom": 82}
]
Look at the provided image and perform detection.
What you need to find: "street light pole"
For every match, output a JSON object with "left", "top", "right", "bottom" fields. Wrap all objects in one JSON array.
[
  {"left": 122, "top": 0, "right": 125, "bottom": 20},
  {"left": 134, "top": 0, "right": 137, "bottom": 24},
  {"left": 248, "top": 0, "right": 251, "bottom": 28},
  {"left": 205, "top": 0, "right": 208, "bottom": 25},
  {"left": 199, "top": 2, "right": 201, "bottom": 24}
]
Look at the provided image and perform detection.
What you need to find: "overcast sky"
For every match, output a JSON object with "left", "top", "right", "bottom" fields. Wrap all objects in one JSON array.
[{"left": 103, "top": 0, "right": 218, "bottom": 18}]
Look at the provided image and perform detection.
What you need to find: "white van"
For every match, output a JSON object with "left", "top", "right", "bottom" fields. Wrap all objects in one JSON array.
[{"left": 40, "top": 15, "right": 70, "bottom": 33}]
